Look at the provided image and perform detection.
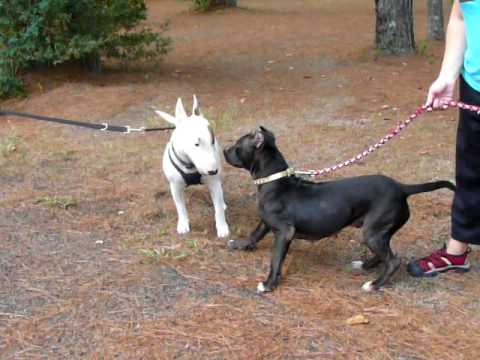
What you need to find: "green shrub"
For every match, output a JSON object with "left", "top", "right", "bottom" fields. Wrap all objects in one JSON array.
[
  {"left": 193, "top": 0, "right": 212, "bottom": 11},
  {"left": 0, "top": 0, "right": 171, "bottom": 98},
  {"left": 0, "top": 72, "right": 25, "bottom": 98}
]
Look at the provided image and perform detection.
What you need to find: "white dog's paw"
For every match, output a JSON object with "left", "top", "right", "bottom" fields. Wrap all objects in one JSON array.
[
  {"left": 351, "top": 260, "right": 364, "bottom": 270},
  {"left": 361, "top": 281, "right": 375, "bottom": 292},
  {"left": 216, "top": 223, "right": 230, "bottom": 238},
  {"left": 257, "top": 282, "right": 267, "bottom": 293},
  {"left": 177, "top": 221, "right": 190, "bottom": 235}
]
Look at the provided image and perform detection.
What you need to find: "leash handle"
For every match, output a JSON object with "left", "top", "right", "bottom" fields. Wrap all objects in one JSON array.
[
  {"left": 296, "top": 100, "right": 480, "bottom": 178},
  {"left": 0, "top": 110, "right": 174, "bottom": 133}
]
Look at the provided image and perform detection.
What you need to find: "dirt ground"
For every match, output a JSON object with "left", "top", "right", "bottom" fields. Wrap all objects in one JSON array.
[{"left": 1, "top": 1, "right": 480, "bottom": 359}]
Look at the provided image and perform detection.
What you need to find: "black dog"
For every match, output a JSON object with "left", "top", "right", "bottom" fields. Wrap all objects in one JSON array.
[{"left": 223, "top": 127, "right": 455, "bottom": 292}]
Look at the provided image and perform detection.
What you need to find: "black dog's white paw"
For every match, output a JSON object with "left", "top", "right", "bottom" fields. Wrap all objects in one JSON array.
[
  {"left": 361, "top": 281, "right": 375, "bottom": 292},
  {"left": 351, "top": 260, "right": 364, "bottom": 270},
  {"left": 257, "top": 282, "right": 268, "bottom": 293}
]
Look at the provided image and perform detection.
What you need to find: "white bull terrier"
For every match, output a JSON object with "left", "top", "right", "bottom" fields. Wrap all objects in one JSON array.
[{"left": 155, "top": 96, "right": 230, "bottom": 238}]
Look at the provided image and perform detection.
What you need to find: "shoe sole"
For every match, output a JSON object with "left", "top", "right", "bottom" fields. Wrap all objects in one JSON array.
[{"left": 409, "top": 264, "right": 471, "bottom": 278}]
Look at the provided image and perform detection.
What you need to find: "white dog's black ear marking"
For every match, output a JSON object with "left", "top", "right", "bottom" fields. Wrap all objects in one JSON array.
[
  {"left": 192, "top": 94, "right": 201, "bottom": 116},
  {"left": 208, "top": 125, "right": 215, "bottom": 145},
  {"left": 176, "top": 98, "right": 188, "bottom": 119}
]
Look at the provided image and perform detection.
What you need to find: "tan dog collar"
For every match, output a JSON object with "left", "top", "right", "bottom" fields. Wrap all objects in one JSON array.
[{"left": 253, "top": 168, "right": 296, "bottom": 185}]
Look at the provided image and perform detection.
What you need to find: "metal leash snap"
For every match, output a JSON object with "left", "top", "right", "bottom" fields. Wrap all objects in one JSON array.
[
  {"left": 294, "top": 169, "right": 318, "bottom": 177},
  {"left": 125, "top": 126, "right": 145, "bottom": 134}
]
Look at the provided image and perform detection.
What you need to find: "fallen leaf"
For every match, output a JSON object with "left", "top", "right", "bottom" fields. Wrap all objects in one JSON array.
[{"left": 346, "top": 314, "right": 369, "bottom": 325}]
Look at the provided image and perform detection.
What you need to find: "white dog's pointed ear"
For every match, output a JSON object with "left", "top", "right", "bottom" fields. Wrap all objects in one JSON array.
[
  {"left": 192, "top": 94, "right": 201, "bottom": 116},
  {"left": 155, "top": 110, "right": 177, "bottom": 125},
  {"left": 175, "top": 98, "right": 188, "bottom": 119}
]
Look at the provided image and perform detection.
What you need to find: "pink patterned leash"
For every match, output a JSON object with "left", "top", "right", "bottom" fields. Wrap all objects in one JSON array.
[{"left": 295, "top": 100, "right": 480, "bottom": 177}]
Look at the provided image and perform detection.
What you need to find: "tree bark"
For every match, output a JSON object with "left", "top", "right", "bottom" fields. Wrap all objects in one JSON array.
[
  {"left": 375, "top": 0, "right": 415, "bottom": 55},
  {"left": 427, "top": 0, "right": 445, "bottom": 41},
  {"left": 210, "top": 0, "right": 237, "bottom": 7}
]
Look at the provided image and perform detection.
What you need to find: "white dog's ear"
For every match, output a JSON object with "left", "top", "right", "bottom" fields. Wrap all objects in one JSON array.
[
  {"left": 175, "top": 98, "right": 188, "bottom": 119},
  {"left": 155, "top": 110, "right": 177, "bottom": 125},
  {"left": 192, "top": 94, "right": 201, "bottom": 116}
]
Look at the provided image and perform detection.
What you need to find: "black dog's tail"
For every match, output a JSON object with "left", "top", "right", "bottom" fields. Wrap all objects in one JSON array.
[{"left": 401, "top": 180, "right": 456, "bottom": 197}]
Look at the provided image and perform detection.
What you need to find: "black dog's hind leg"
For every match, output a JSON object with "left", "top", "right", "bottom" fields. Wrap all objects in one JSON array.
[
  {"left": 258, "top": 225, "right": 295, "bottom": 293},
  {"left": 361, "top": 255, "right": 382, "bottom": 270},
  {"left": 228, "top": 220, "right": 270, "bottom": 251},
  {"left": 351, "top": 254, "right": 382, "bottom": 271},
  {"left": 361, "top": 203, "right": 409, "bottom": 291},
  {"left": 361, "top": 231, "right": 401, "bottom": 291}
]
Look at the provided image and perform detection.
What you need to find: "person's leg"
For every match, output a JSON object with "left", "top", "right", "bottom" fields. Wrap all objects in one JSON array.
[
  {"left": 451, "top": 77, "right": 480, "bottom": 247},
  {"left": 408, "top": 76, "right": 480, "bottom": 277},
  {"left": 446, "top": 238, "right": 468, "bottom": 255}
]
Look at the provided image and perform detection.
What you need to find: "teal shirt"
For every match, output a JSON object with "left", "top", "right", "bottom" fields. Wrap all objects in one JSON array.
[{"left": 460, "top": 0, "right": 480, "bottom": 92}]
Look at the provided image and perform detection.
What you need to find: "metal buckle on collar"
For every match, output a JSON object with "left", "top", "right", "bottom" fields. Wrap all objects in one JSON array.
[{"left": 286, "top": 168, "right": 296, "bottom": 177}]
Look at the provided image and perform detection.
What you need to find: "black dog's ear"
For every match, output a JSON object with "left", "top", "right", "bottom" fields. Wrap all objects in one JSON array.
[
  {"left": 255, "top": 126, "right": 275, "bottom": 148},
  {"left": 254, "top": 129, "right": 265, "bottom": 148}
]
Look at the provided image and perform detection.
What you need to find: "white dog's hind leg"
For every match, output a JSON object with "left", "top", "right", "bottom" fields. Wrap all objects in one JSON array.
[
  {"left": 169, "top": 182, "right": 190, "bottom": 234},
  {"left": 206, "top": 176, "right": 230, "bottom": 238}
]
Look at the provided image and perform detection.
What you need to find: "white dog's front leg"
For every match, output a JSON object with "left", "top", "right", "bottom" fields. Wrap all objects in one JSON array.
[
  {"left": 206, "top": 176, "right": 230, "bottom": 238},
  {"left": 169, "top": 182, "right": 190, "bottom": 234}
]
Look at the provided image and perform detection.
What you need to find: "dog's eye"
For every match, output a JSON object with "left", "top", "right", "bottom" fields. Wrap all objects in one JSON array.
[{"left": 194, "top": 142, "right": 200, "bottom": 147}]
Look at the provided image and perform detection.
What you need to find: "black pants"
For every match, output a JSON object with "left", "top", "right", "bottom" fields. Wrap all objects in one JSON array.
[{"left": 451, "top": 77, "right": 480, "bottom": 245}]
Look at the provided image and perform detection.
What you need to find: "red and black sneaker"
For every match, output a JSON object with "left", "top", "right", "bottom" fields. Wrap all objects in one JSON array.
[{"left": 407, "top": 245, "right": 471, "bottom": 278}]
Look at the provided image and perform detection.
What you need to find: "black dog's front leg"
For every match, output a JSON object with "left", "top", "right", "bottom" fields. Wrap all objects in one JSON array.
[
  {"left": 257, "top": 225, "right": 295, "bottom": 293},
  {"left": 228, "top": 220, "right": 270, "bottom": 251}
]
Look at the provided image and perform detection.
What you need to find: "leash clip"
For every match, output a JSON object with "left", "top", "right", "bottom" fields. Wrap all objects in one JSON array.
[
  {"left": 125, "top": 126, "right": 145, "bottom": 134},
  {"left": 294, "top": 169, "right": 318, "bottom": 177}
]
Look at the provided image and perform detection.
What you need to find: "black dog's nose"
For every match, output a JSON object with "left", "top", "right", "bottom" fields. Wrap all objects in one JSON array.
[{"left": 208, "top": 169, "right": 218, "bottom": 175}]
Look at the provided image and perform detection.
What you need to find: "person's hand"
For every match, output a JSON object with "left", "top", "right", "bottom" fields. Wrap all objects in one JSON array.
[{"left": 425, "top": 76, "right": 456, "bottom": 110}]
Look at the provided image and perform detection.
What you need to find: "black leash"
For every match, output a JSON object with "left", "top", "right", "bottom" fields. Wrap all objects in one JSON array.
[{"left": 0, "top": 110, "right": 175, "bottom": 133}]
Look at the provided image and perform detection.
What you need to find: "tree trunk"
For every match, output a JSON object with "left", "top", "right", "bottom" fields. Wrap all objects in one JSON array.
[
  {"left": 83, "top": 52, "right": 102, "bottom": 74},
  {"left": 210, "top": 0, "right": 237, "bottom": 7},
  {"left": 375, "top": 0, "right": 415, "bottom": 55},
  {"left": 427, "top": 0, "right": 445, "bottom": 41}
]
